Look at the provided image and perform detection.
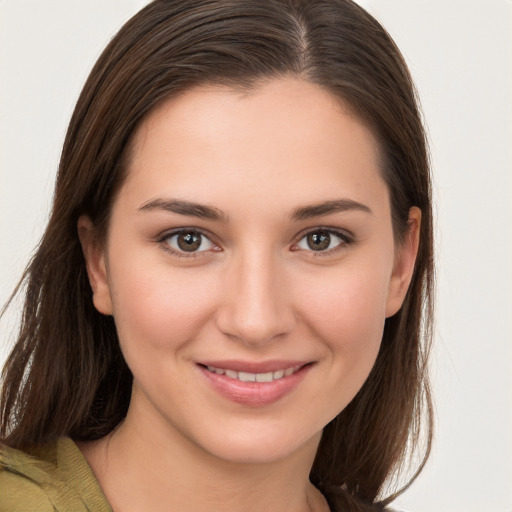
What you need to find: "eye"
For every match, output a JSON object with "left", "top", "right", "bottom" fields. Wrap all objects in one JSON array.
[
  {"left": 164, "top": 230, "right": 215, "bottom": 254},
  {"left": 295, "top": 229, "right": 350, "bottom": 253}
]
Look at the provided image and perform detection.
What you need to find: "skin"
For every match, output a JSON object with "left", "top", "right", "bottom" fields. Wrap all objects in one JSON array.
[{"left": 78, "top": 77, "right": 420, "bottom": 512}]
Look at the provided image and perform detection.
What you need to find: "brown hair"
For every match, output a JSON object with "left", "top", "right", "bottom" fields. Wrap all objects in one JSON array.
[{"left": 1, "top": 1, "right": 434, "bottom": 510}]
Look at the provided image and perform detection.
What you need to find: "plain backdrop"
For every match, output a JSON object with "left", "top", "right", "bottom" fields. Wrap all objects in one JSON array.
[{"left": 1, "top": 1, "right": 511, "bottom": 511}]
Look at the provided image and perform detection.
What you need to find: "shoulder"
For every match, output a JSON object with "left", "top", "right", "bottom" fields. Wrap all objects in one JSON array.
[
  {"left": 0, "top": 438, "right": 111, "bottom": 512},
  {"left": 0, "top": 441, "right": 55, "bottom": 511},
  {"left": 0, "top": 470, "right": 55, "bottom": 511}
]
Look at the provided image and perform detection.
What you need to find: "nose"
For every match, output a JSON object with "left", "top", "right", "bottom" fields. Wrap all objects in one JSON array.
[{"left": 215, "top": 249, "right": 295, "bottom": 347}]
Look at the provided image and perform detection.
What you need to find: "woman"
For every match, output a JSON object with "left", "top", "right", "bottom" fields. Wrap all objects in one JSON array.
[{"left": 0, "top": 1, "right": 434, "bottom": 511}]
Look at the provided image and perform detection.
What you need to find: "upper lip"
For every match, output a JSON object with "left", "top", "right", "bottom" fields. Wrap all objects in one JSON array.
[{"left": 197, "top": 360, "right": 312, "bottom": 374}]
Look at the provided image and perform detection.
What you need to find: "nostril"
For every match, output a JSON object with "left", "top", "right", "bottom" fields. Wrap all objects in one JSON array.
[{"left": 215, "top": 307, "right": 295, "bottom": 346}]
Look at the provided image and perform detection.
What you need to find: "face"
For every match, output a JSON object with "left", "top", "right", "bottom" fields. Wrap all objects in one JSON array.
[{"left": 80, "top": 77, "right": 419, "bottom": 465}]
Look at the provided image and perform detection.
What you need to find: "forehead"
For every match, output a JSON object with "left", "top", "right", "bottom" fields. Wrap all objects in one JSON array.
[{"left": 119, "top": 77, "right": 389, "bottom": 216}]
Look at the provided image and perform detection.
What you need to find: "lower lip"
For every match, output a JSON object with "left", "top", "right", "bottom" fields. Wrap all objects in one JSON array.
[{"left": 198, "top": 364, "right": 312, "bottom": 406}]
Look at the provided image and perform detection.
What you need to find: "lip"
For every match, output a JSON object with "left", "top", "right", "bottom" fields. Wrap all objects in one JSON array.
[
  {"left": 199, "top": 359, "right": 311, "bottom": 374},
  {"left": 197, "top": 360, "right": 313, "bottom": 407}
]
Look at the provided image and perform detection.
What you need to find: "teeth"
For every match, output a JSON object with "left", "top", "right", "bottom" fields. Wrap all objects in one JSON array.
[
  {"left": 208, "top": 366, "right": 225, "bottom": 375},
  {"left": 256, "top": 372, "right": 273, "bottom": 383},
  {"left": 273, "top": 369, "right": 285, "bottom": 379},
  {"left": 238, "top": 372, "right": 256, "bottom": 382},
  {"left": 205, "top": 365, "right": 301, "bottom": 382}
]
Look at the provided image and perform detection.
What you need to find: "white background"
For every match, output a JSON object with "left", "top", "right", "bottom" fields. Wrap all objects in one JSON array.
[{"left": 1, "top": 1, "right": 511, "bottom": 511}]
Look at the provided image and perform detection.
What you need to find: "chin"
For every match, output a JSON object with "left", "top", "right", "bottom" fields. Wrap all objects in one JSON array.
[{"left": 188, "top": 423, "right": 322, "bottom": 466}]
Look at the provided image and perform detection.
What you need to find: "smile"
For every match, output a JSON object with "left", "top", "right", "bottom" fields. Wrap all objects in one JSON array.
[
  {"left": 205, "top": 365, "right": 301, "bottom": 383},
  {"left": 198, "top": 361, "right": 313, "bottom": 406}
]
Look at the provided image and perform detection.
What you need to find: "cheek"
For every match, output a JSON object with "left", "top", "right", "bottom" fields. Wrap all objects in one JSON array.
[
  {"left": 107, "top": 256, "right": 218, "bottom": 355},
  {"left": 301, "top": 264, "right": 389, "bottom": 335},
  {"left": 296, "top": 262, "right": 391, "bottom": 385}
]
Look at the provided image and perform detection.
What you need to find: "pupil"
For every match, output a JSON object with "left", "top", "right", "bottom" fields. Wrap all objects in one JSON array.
[
  {"left": 307, "top": 232, "right": 330, "bottom": 251},
  {"left": 178, "top": 232, "right": 201, "bottom": 251}
]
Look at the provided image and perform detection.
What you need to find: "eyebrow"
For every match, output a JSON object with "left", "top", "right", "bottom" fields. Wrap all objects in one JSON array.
[
  {"left": 290, "top": 199, "right": 372, "bottom": 221},
  {"left": 138, "top": 198, "right": 228, "bottom": 222},
  {"left": 138, "top": 197, "right": 371, "bottom": 223}
]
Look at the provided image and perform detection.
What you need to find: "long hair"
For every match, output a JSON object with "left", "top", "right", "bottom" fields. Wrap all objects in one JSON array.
[{"left": 1, "top": 1, "right": 434, "bottom": 510}]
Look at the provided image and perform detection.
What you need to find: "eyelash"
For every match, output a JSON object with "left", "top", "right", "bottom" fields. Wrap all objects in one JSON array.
[
  {"left": 292, "top": 227, "right": 354, "bottom": 257},
  {"left": 158, "top": 228, "right": 220, "bottom": 258},
  {"left": 157, "top": 227, "right": 354, "bottom": 258}
]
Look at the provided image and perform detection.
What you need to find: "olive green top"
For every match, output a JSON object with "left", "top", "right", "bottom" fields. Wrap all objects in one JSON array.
[{"left": 0, "top": 437, "right": 112, "bottom": 512}]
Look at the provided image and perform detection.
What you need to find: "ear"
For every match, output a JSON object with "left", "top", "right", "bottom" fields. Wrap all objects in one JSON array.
[
  {"left": 385, "top": 207, "right": 421, "bottom": 318},
  {"left": 77, "top": 216, "right": 113, "bottom": 316}
]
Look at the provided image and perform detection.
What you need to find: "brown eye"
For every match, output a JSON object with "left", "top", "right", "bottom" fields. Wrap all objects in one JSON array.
[
  {"left": 306, "top": 231, "right": 331, "bottom": 251},
  {"left": 178, "top": 232, "right": 201, "bottom": 251},
  {"left": 166, "top": 231, "right": 214, "bottom": 253},
  {"left": 296, "top": 229, "right": 349, "bottom": 253}
]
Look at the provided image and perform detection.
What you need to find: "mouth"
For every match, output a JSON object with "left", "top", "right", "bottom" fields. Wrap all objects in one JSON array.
[
  {"left": 202, "top": 364, "right": 303, "bottom": 383},
  {"left": 197, "top": 361, "right": 314, "bottom": 406}
]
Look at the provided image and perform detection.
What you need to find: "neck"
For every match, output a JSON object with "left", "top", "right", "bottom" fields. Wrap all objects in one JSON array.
[{"left": 80, "top": 394, "right": 328, "bottom": 512}]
